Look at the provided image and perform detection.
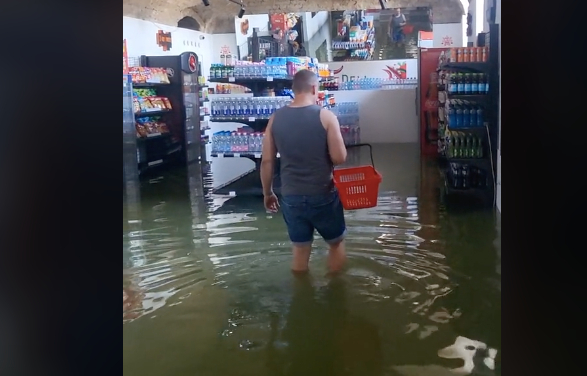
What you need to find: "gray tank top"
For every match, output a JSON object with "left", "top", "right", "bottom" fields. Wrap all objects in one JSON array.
[{"left": 271, "top": 104, "right": 334, "bottom": 196}]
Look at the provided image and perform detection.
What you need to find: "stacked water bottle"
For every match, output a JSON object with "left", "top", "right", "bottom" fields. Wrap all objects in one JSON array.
[
  {"left": 331, "top": 102, "right": 360, "bottom": 146},
  {"left": 210, "top": 57, "right": 323, "bottom": 80},
  {"left": 210, "top": 96, "right": 292, "bottom": 120},
  {"left": 338, "top": 78, "right": 418, "bottom": 90},
  {"left": 211, "top": 130, "right": 265, "bottom": 154}
]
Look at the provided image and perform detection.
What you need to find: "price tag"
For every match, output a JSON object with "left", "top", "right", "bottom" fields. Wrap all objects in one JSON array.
[
  {"left": 267, "top": 77, "right": 274, "bottom": 82},
  {"left": 233, "top": 153, "right": 240, "bottom": 157},
  {"left": 254, "top": 153, "right": 262, "bottom": 159},
  {"left": 229, "top": 191, "right": 236, "bottom": 197},
  {"left": 217, "top": 153, "right": 224, "bottom": 158},
  {"left": 248, "top": 117, "right": 256, "bottom": 121},
  {"left": 228, "top": 77, "right": 235, "bottom": 82},
  {"left": 147, "top": 132, "right": 161, "bottom": 138},
  {"left": 148, "top": 159, "right": 163, "bottom": 166}
]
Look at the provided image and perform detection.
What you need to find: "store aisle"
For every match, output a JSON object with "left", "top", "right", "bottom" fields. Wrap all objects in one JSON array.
[{"left": 123, "top": 143, "right": 501, "bottom": 376}]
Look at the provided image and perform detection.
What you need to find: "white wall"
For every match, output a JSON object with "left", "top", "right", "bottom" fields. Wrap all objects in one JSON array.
[
  {"left": 467, "top": 0, "right": 486, "bottom": 45},
  {"left": 301, "top": 12, "right": 329, "bottom": 41},
  {"left": 432, "top": 23, "right": 465, "bottom": 48},
  {"left": 210, "top": 33, "right": 238, "bottom": 64},
  {"left": 123, "top": 16, "right": 213, "bottom": 78},
  {"left": 333, "top": 89, "right": 418, "bottom": 144}
]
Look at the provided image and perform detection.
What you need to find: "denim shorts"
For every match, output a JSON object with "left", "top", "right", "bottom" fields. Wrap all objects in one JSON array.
[{"left": 280, "top": 190, "right": 346, "bottom": 246}]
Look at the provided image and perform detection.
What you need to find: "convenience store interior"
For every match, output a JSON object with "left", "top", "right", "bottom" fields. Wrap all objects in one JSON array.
[{"left": 123, "top": 2, "right": 501, "bottom": 375}]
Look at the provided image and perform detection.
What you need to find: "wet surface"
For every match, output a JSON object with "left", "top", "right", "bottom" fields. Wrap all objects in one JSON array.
[{"left": 123, "top": 143, "right": 500, "bottom": 376}]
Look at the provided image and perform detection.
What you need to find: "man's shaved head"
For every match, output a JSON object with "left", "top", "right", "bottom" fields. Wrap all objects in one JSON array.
[{"left": 292, "top": 69, "right": 319, "bottom": 94}]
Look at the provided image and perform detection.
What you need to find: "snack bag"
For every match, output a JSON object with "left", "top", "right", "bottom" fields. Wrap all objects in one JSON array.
[
  {"left": 138, "top": 98, "right": 154, "bottom": 112},
  {"left": 155, "top": 121, "right": 169, "bottom": 133},
  {"left": 149, "top": 97, "right": 165, "bottom": 109},
  {"left": 132, "top": 98, "right": 141, "bottom": 113},
  {"left": 161, "top": 97, "right": 172, "bottom": 109},
  {"left": 144, "top": 121, "right": 159, "bottom": 134},
  {"left": 135, "top": 123, "right": 148, "bottom": 137}
]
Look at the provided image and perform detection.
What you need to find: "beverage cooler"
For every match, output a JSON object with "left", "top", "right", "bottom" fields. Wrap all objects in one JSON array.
[{"left": 139, "top": 52, "right": 202, "bottom": 168}]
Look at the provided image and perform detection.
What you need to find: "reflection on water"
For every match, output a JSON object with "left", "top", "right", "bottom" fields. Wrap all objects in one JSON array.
[{"left": 123, "top": 145, "right": 500, "bottom": 376}]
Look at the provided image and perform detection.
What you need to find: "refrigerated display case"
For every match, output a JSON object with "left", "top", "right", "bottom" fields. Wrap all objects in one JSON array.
[{"left": 123, "top": 75, "right": 139, "bottom": 186}]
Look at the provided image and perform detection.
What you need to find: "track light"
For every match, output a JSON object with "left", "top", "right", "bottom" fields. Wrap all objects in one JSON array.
[
  {"left": 379, "top": 0, "right": 386, "bottom": 9},
  {"left": 202, "top": 0, "right": 210, "bottom": 6},
  {"left": 237, "top": 6, "right": 245, "bottom": 18}
]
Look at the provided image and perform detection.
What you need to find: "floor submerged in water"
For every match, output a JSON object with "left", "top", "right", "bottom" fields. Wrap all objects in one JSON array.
[{"left": 123, "top": 143, "right": 501, "bottom": 376}]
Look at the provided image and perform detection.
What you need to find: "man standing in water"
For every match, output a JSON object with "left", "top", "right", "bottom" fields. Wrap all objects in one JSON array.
[
  {"left": 261, "top": 70, "right": 348, "bottom": 274},
  {"left": 389, "top": 8, "right": 407, "bottom": 47}
]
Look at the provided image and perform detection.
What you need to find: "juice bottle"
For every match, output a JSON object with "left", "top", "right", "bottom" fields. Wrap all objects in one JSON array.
[
  {"left": 482, "top": 47, "right": 488, "bottom": 62},
  {"left": 457, "top": 48, "right": 463, "bottom": 62},
  {"left": 476, "top": 47, "right": 483, "bottom": 62},
  {"left": 450, "top": 48, "right": 457, "bottom": 62},
  {"left": 463, "top": 47, "right": 470, "bottom": 62}
]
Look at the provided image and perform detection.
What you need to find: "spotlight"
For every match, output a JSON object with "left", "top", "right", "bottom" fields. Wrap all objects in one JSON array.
[
  {"left": 202, "top": 0, "right": 210, "bottom": 6},
  {"left": 379, "top": 0, "right": 386, "bottom": 9},
  {"left": 238, "top": 6, "right": 245, "bottom": 18}
]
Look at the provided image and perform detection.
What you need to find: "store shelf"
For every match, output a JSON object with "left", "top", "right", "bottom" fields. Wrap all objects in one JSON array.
[
  {"left": 211, "top": 152, "right": 280, "bottom": 159},
  {"left": 445, "top": 157, "right": 491, "bottom": 166},
  {"left": 209, "top": 77, "right": 293, "bottom": 85},
  {"left": 446, "top": 94, "right": 489, "bottom": 101},
  {"left": 439, "top": 62, "right": 489, "bottom": 73},
  {"left": 210, "top": 116, "right": 270, "bottom": 122},
  {"left": 133, "top": 82, "right": 171, "bottom": 88},
  {"left": 439, "top": 168, "right": 493, "bottom": 201},
  {"left": 135, "top": 109, "right": 171, "bottom": 117},
  {"left": 137, "top": 132, "right": 172, "bottom": 141}
]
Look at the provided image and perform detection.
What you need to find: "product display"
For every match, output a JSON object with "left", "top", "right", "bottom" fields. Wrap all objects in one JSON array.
[
  {"left": 332, "top": 102, "right": 360, "bottom": 146},
  {"left": 135, "top": 118, "right": 170, "bottom": 138},
  {"left": 338, "top": 78, "right": 418, "bottom": 91},
  {"left": 211, "top": 127, "right": 264, "bottom": 154},
  {"left": 447, "top": 47, "right": 489, "bottom": 63},
  {"left": 446, "top": 163, "right": 489, "bottom": 190},
  {"left": 332, "top": 16, "right": 375, "bottom": 61},
  {"left": 129, "top": 67, "right": 170, "bottom": 84},
  {"left": 446, "top": 73, "right": 489, "bottom": 95},
  {"left": 443, "top": 99, "right": 484, "bottom": 128},
  {"left": 441, "top": 130, "right": 484, "bottom": 159},
  {"left": 210, "top": 97, "right": 292, "bottom": 120},
  {"left": 210, "top": 57, "right": 325, "bottom": 80},
  {"left": 132, "top": 88, "right": 173, "bottom": 114}
]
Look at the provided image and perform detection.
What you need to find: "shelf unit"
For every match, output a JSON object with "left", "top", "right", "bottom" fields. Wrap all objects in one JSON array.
[
  {"left": 207, "top": 76, "right": 293, "bottom": 196},
  {"left": 436, "top": 24, "right": 499, "bottom": 206}
]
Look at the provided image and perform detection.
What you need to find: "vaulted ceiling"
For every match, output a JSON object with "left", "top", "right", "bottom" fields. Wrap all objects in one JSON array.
[{"left": 123, "top": 0, "right": 467, "bottom": 34}]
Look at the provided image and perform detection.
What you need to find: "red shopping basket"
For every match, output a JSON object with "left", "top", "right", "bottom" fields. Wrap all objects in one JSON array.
[{"left": 333, "top": 144, "right": 382, "bottom": 210}]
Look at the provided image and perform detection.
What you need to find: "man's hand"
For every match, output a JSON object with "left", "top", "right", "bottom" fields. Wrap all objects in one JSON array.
[{"left": 264, "top": 192, "right": 279, "bottom": 213}]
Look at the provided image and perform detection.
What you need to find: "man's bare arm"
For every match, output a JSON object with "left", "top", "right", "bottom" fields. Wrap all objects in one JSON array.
[
  {"left": 320, "top": 109, "right": 347, "bottom": 165},
  {"left": 261, "top": 116, "right": 278, "bottom": 195}
]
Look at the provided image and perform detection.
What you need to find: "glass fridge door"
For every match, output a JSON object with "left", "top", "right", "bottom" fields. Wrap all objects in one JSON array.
[
  {"left": 182, "top": 72, "right": 200, "bottom": 163},
  {"left": 123, "top": 75, "right": 139, "bottom": 183}
]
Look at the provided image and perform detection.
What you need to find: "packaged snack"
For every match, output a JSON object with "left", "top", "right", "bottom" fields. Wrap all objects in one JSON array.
[
  {"left": 152, "top": 68, "right": 170, "bottom": 84},
  {"left": 132, "top": 98, "right": 141, "bottom": 113},
  {"left": 149, "top": 97, "right": 166, "bottom": 109},
  {"left": 155, "top": 121, "right": 169, "bottom": 133},
  {"left": 135, "top": 123, "right": 148, "bottom": 138},
  {"left": 143, "top": 121, "right": 158, "bottom": 134},
  {"left": 161, "top": 97, "right": 172, "bottom": 109},
  {"left": 138, "top": 98, "right": 154, "bottom": 112}
]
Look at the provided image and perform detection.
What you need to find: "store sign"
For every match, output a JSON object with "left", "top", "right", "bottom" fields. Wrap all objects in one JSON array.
[
  {"left": 327, "top": 59, "right": 418, "bottom": 81},
  {"left": 156, "top": 30, "right": 172, "bottom": 51},
  {"left": 180, "top": 52, "right": 198, "bottom": 74},
  {"left": 123, "top": 39, "right": 128, "bottom": 74}
]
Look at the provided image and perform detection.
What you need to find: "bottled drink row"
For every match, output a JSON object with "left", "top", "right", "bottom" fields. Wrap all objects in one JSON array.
[
  {"left": 332, "top": 102, "right": 360, "bottom": 146},
  {"left": 209, "top": 57, "right": 329, "bottom": 80},
  {"left": 444, "top": 100, "right": 485, "bottom": 128},
  {"left": 336, "top": 78, "right": 418, "bottom": 91},
  {"left": 210, "top": 97, "right": 293, "bottom": 119},
  {"left": 441, "top": 130, "right": 485, "bottom": 159},
  {"left": 447, "top": 163, "right": 490, "bottom": 190},
  {"left": 212, "top": 130, "right": 265, "bottom": 154},
  {"left": 447, "top": 73, "right": 489, "bottom": 95},
  {"left": 441, "top": 46, "right": 489, "bottom": 64}
]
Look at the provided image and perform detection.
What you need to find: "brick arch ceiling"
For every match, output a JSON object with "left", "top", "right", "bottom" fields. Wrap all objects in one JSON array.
[{"left": 123, "top": 0, "right": 467, "bottom": 34}]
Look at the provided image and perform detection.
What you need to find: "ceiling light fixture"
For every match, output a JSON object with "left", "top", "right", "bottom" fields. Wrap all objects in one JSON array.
[
  {"left": 237, "top": 7, "right": 246, "bottom": 18},
  {"left": 202, "top": 0, "right": 210, "bottom": 6}
]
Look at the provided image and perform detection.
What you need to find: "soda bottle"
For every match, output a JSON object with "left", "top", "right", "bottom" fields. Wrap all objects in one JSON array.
[
  {"left": 470, "top": 105, "right": 477, "bottom": 127},
  {"left": 448, "top": 74, "right": 457, "bottom": 94},
  {"left": 476, "top": 107, "right": 484, "bottom": 127},
  {"left": 455, "top": 105, "right": 463, "bottom": 128},
  {"left": 462, "top": 165, "right": 469, "bottom": 189},
  {"left": 464, "top": 74, "right": 471, "bottom": 94},
  {"left": 456, "top": 74, "right": 463, "bottom": 94},
  {"left": 476, "top": 137, "right": 483, "bottom": 158},
  {"left": 471, "top": 73, "right": 479, "bottom": 94},
  {"left": 463, "top": 105, "right": 470, "bottom": 128}
]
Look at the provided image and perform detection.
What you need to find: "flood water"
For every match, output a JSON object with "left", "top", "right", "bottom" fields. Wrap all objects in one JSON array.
[{"left": 123, "top": 143, "right": 501, "bottom": 376}]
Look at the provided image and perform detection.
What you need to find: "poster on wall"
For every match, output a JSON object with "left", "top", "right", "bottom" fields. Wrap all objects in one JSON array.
[
  {"left": 156, "top": 30, "right": 172, "bottom": 51},
  {"left": 327, "top": 59, "right": 418, "bottom": 81},
  {"left": 123, "top": 39, "right": 129, "bottom": 74}
]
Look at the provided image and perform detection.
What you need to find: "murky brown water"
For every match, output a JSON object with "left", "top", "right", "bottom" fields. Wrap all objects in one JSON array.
[{"left": 123, "top": 144, "right": 500, "bottom": 376}]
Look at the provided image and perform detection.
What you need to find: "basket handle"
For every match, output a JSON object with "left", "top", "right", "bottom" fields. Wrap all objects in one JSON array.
[{"left": 346, "top": 143, "right": 375, "bottom": 168}]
